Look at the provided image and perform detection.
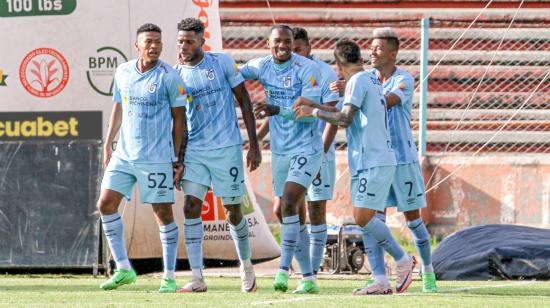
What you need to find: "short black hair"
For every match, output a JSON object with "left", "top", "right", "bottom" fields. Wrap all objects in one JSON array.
[
  {"left": 334, "top": 39, "right": 362, "bottom": 65},
  {"left": 378, "top": 37, "right": 399, "bottom": 51},
  {"left": 270, "top": 24, "right": 293, "bottom": 35},
  {"left": 372, "top": 28, "right": 400, "bottom": 51},
  {"left": 177, "top": 18, "right": 205, "bottom": 34},
  {"left": 292, "top": 27, "right": 309, "bottom": 44},
  {"left": 137, "top": 23, "right": 161, "bottom": 36}
]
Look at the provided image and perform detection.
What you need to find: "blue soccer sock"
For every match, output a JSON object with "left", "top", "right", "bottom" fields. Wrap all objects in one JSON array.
[
  {"left": 310, "top": 224, "right": 327, "bottom": 275},
  {"left": 229, "top": 217, "right": 251, "bottom": 266},
  {"left": 407, "top": 217, "right": 433, "bottom": 273},
  {"left": 361, "top": 216, "right": 405, "bottom": 262},
  {"left": 363, "top": 213, "right": 387, "bottom": 280},
  {"left": 159, "top": 222, "right": 179, "bottom": 280},
  {"left": 295, "top": 224, "right": 314, "bottom": 280},
  {"left": 184, "top": 217, "right": 204, "bottom": 278},
  {"left": 101, "top": 213, "right": 132, "bottom": 270},
  {"left": 279, "top": 215, "right": 300, "bottom": 273}
]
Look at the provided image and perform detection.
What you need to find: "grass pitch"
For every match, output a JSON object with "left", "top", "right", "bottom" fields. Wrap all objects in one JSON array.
[{"left": 0, "top": 275, "right": 548, "bottom": 307}]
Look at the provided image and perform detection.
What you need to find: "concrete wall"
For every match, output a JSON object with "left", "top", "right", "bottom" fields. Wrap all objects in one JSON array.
[{"left": 246, "top": 151, "right": 550, "bottom": 237}]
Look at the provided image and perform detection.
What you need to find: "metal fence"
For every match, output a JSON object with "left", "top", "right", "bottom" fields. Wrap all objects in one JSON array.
[{"left": 224, "top": 19, "right": 550, "bottom": 154}]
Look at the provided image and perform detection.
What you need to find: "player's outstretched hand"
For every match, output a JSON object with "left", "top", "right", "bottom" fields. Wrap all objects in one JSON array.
[
  {"left": 173, "top": 162, "right": 184, "bottom": 191},
  {"left": 292, "top": 96, "right": 314, "bottom": 110},
  {"left": 329, "top": 80, "right": 346, "bottom": 97},
  {"left": 295, "top": 105, "right": 315, "bottom": 119}
]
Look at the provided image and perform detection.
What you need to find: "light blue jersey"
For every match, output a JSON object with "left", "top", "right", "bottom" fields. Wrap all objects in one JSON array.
[
  {"left": 375, "top": 67, "right": 418, "bottom": 164},
  {"left": 311, "top": 54, "right": 340, "bottom": 161},
  {"left": 174, "top": 52, "right": 244, "bottom": 150},
  {"left": 112, "top": 59, "right": 187, "bottom": 163},
  {"left": 343, "top": 70, "right": 396, "bottom": 176},
  {"left": 240, "top": 53, "right": 322, "bottom": 154}
]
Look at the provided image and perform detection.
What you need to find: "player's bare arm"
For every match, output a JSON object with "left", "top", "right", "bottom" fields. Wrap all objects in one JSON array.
[
  {"left": 298, "top": 104, "right": 358, "bottom": 128},
  {"left": 233, "top": 82, "right": 262, "bottom": 171},
  {"left": 257, "top": 118, "right": 269, "bottom": 142},
  {"left": 171, "top": 106, "right": 185, "bottom": 190},
  {"left": 103, "top": 103, "right": 123, "bottom": 169},
  {"left": 292, "top": 97, "right": 338, "bottom": 117},
  {"left": 321, "top": 101, "right": 339, "bottom": 153},
  {"left": 175, "top": 108, "right": 188, "bottom": 190},
  {"left": 385, "top": 92, "right": 401, "bottom": 109},
  {"left": 254, "top": 101, "right": 280, "bottom": 119}
]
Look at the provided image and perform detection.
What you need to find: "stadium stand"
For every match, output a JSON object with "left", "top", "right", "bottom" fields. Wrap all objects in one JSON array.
[{"left": 221, "top": 0, "right": 550, "bottom": 153}]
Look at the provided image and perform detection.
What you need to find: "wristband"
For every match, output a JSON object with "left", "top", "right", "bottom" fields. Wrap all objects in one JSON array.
[{"left": 312, "top": 109, "right": 320, "bottom": 117}]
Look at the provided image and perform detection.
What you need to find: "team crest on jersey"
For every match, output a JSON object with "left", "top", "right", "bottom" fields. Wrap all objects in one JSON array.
[
  {"left": 206, "top": 69, "right": 216, "bottom": 80},
  {"left": 148, "top": 83, "right": 157, "bottom": 93},
  {"left": 399, "top": 82, "right": 406, "bottom": 90},
  {"left": 283, "top": 76, "right": 292, "bottom": 88}
]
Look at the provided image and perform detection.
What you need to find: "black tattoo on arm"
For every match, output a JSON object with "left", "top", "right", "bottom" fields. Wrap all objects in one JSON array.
[{"left": 316, "top": 104, "right": 358, "bottom": 128}]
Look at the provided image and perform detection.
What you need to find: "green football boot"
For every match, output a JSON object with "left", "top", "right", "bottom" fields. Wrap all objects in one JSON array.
[
  {"left": 273, "top": 271, "right": 289, "bottom": 292},
  {"left": 100, "top": 269, "right": 137, "bottom": 290},
  {"left": 422, "top": 272, "right": 438, "bottom": 293},
  {"left": 159, "top": 278, "right": 177, "bottom": 293},
  {"left": 352, "top": 277, "right": 374, "bottom": 293},
  {"left": 292, "top": 280, "right": 320, "bottom": 294}
]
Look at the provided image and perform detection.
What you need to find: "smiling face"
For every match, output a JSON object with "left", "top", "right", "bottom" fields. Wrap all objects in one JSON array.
[
  {"left": 176, "top": 30, "right": 204, "bottom": 65},
  {"left": 369, "top": 38, "right": 397, "bottom": 69},
  {"left": 136, "top": 31, "right": 162, "bottom": 63},
  {"left": 268, "top": 28, "right": 293, "bottom": 64}
]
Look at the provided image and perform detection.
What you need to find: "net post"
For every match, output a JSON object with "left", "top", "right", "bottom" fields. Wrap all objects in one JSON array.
[{"left": 419, "top": 18, "right": 430, "bottom": 156}]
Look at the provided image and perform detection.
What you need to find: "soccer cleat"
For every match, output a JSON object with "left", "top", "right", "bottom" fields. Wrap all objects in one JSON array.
[
  {"left": 273, "top": 271, "right": 289, "bottom": 292},
  {"left": 292, "top": 280, "right": 320, "bottom": 294},
  {"left": 176, "top": 277, "right": 208, "bottom": 293},
  {"left": 159, "top": 278, "right": 177, "bottom": 293},
  {"left": 352, "top": 281, "right": 393, "bottom": 295},
  {"left": 352, "top": 277, "right": 373, "bottom": 293},
  {"left": 100, "top": 269, "right": 137, "bottom": 290},
  {"left": 240, "top": 265, "right": 257, "bottom": 293},
  {"left": 395, "top": 255, "right": 416, "bottom": 294},
  {"left": 422, "top": 272, "right": 438, "bottom": 293}
]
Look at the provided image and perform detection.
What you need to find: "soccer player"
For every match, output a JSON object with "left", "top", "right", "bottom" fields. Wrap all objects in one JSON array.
[
  {"left": 294, "top": 39, "right": 416, "bottom": 295},
  {"left": 240, "top": 24, "right": 323, "bottom": 294},
  {"left": 97, "top": 23, "right": 187, "bottom": 293},
  {"left": 257, "top": 27, "right": 339, "bottom": 281},
  {"left": 173, "top": 18, "right": 262, "bottom": 293},
  {"left": 365, "top": 27, "right": 437, "bottom": 293}
]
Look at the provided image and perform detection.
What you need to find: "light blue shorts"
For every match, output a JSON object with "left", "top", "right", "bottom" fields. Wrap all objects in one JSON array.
[
  {"left": 350, "top": 165, "right": 396, "bottom": 211},
  {"left": 306, "top": 158, "right": 336, "bottom": 202},
  {"left": 271, "top": 151, "right": 323, "bottom": 197},
  {"left": 182, "top": 144, "right": 244, "bottom": 201},
  {"left": 386, "top": 162, "right": 427, "bottom": 212},
  {"left": 101, "top": 156, "right": 174, "bottom": 204}
]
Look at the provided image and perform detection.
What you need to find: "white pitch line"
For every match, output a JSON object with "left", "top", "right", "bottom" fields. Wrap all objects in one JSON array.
[
  {"left": 251, "top": 296, "right": 324, "bottom": 306},
  {"left": 443, "top": 280, "right": 535, "bottom": 293}
]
